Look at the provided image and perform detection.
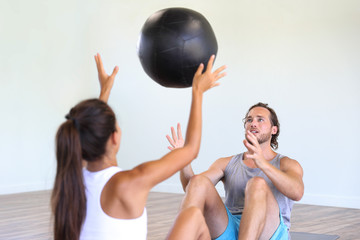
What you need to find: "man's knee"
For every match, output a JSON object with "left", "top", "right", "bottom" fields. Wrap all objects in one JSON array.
[
  {"left": 245, "top": 177, "right": 270, "bottom": 195},
  {"left": 186, "top": 175, "right": 213, "bottom": 193}
]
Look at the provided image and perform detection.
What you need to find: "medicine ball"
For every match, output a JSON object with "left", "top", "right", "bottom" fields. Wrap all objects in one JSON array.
[{"left": 137, "top": 8, "right": 218, "bottom": 88}]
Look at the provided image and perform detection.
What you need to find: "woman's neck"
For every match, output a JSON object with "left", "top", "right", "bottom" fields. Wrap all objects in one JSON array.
[{"left": 85, "top": 155, "right": 118, "bottom": 172}]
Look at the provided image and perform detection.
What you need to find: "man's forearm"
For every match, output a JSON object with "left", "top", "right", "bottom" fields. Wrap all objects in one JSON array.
[
  {"left": 260, "top": 160, "right": 304, "bottom": 201},
  {"left": 180, "top": 164, "right": 195, "bottom": 191}
]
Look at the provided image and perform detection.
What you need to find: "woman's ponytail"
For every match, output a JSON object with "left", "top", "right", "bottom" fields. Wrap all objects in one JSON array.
[{"left": 52, "top": 119, "right": 86, "bottom": 240}]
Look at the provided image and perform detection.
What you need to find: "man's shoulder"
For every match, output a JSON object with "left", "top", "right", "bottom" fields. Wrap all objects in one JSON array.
[
  {"left": 216, "top": 153, "right": 242, "bottom": 163},
  {"left": 213, "top": 153, "right": 245, "bottom": 169},
  {"left": 211, "top": 155, "right": 236, "bottom": 169},
  {"left": 279, "top": 154, "right": 297, "bottom": 163},
  {"left": 279, "top": 155, "right": 302, "bottom": 171}
]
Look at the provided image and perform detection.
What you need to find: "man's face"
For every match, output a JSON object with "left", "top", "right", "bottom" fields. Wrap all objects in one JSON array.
[{"left": 244, "top": 107, "right": 277, "bottom": 145}]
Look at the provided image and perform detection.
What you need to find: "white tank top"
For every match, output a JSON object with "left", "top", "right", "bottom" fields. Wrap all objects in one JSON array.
[{"left": 80, "top": 166, "right": 147, "bottom": 240}]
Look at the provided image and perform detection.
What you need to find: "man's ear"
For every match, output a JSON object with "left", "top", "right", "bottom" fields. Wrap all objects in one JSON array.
[{"left": 271, "top": 126, "right": 278, "bottom": 135}]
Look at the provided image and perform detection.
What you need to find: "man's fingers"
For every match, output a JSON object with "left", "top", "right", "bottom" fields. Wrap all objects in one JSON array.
[
  {"left": 246, "top": 131, "right": 260, "bottom": 147},
  {"left": 177, "top": 123, "right": 183, "bottom": 140},
  {"left": 243, "top": 139, "right": 256, "bottom": 152},
  {"left": 171, "top": 127, "right": 177, "bottom": 141},
  {"left": 166, "top": 135, "right": 175, "bottom": 147},
  {"left": 246, "top": 153, "right": 255, "bottom": 159}
]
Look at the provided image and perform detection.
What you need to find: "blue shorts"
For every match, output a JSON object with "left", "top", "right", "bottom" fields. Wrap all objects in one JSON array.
[{"left": 215, "top": 206, "right": 289, "bottom": 240}]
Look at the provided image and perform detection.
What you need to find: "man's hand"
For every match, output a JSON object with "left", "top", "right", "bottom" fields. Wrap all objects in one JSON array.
[
  {"left": 243, "top": 131, "right": 266, "bottom": 168},
  {"left": 166, "top": 123, "right": 185, "bottom": 150},
  {"left": 94, "top": 53, "right": 119, "bottom": 102}
]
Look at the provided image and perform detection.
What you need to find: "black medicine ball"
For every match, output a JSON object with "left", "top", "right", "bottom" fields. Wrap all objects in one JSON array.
[{"left": 137, "top": 8, "right": 218, "bottom": 88}]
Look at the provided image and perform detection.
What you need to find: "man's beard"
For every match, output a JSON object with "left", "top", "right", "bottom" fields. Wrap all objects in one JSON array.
[{"left": 257, "top": 131, "right": 272, "bottom": 145}]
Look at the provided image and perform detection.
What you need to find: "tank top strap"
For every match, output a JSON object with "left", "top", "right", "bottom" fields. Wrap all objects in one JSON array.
[
  {"left": 270, "top": 154, "right": 287, "bottom": 169},
  {"left": 224, "top": 153, "right": 243, "bottom": 174}
]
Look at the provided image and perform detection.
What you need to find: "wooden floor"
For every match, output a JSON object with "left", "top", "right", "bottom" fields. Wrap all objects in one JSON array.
[{"left": 0, "top": 191, "right": 359, "bottom": 239}]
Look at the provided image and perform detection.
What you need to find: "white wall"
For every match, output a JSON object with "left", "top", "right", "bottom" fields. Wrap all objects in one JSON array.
[{"left": 1, "top": 0, "right": 359, "bottom": 209}]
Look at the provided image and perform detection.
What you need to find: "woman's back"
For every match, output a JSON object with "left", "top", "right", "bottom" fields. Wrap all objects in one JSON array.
[{"left": 80, "top": 166, "right": 147, "bottom": 240}]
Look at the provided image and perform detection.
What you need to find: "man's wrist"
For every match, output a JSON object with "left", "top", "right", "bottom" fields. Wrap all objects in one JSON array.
[{"left": 257, "top": 158, "right": 270, "bottom": 171}]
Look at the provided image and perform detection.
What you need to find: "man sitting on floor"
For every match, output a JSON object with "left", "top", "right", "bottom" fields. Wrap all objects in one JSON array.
[{"left": 166, "top": 102, "right": 304, "bottom": 240}]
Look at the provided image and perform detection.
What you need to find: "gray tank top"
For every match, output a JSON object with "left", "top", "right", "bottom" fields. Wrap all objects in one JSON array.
[{"left": 223, "top": 153, "right": 294, "bottom": 230}]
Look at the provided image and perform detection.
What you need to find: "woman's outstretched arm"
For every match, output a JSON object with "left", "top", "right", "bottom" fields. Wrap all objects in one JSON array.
[{"left": 129, "top": 55, "right": 226, "bottom": 191}]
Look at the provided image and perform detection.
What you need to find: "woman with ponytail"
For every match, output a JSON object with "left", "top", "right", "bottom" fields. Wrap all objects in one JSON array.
[{"left": 52, "top": 53, "right": 226, "bottom": 240}]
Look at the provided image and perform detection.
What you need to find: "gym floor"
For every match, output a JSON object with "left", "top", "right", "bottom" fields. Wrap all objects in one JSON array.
[{"left": 0, "top": 191, "right": 359, "bottom": 239}]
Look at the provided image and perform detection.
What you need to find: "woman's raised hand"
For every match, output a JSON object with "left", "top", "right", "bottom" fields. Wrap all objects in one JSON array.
[
  {"left": 192, "top": 55, "right": 227, "bottom": 93},
  {"left": 94, "top": 53, "right": 119, "bottom": 102}
]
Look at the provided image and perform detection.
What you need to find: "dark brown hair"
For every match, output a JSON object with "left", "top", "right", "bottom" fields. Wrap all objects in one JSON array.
[
  {"left": 52, "top": 99, "right": 116, "bottom": 240},
  {"left": 244, "top": 102, "right": 280, "bottom": 150}
]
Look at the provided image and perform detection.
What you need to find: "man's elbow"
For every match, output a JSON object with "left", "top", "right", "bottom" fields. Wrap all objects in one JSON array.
[
  {"left": 293, "top": 186, "right": 304, "bottom": 201},
  {"left": 293, "top": 193, "right": 303, "bottom": 202}
]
